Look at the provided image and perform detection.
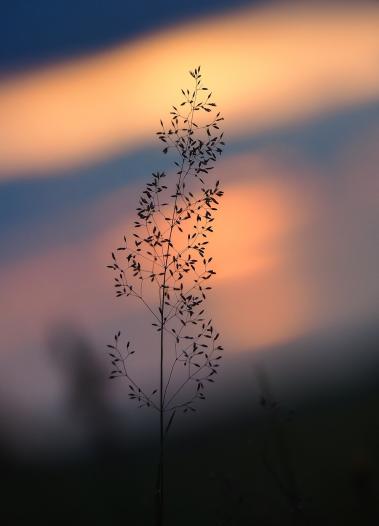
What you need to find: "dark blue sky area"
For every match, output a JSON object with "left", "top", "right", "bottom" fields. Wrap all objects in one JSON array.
[{"left": 1, "top": 0, "right": 262, "bottom": 72}]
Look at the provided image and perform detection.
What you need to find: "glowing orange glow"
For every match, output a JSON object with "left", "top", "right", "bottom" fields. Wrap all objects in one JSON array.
[
  {"left": 0, "top": 168, "right": 311, "bottom": 350},
  {"left": 1, "top": 3, "right": 379, "bottom": 176},
  {"left": 3, "top": 145, "right": 378, "bottom": 354},
  {"left": 213, "top": 180, "right": 311, "bottom": 281},
  {"left": 210, "top": 154, "right": 320, "bottom": 348}
]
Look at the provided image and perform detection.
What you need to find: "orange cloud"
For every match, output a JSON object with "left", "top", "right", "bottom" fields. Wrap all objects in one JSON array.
[{"left": 1, "top": 2, "right": 379, "bottom": 176}]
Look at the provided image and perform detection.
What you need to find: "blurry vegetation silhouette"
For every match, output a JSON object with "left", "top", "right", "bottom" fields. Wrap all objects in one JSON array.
[
  {"left": 106, "top": 66, "right": 224, "bottom": 524},
  {"left": 48, "top": 323, "right": 122, "bottom": 455},
  {"left": 255, "top": 365, "right": 306, "bottom": 525}
]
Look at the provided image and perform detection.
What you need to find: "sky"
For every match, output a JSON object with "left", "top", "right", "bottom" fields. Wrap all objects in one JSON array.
[{"left": 0, "top": 0, "right": 378, "bottom": 450}]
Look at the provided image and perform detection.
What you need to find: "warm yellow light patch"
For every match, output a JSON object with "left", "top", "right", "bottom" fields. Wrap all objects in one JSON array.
[{"left": 1, "top": 3, "right": 379, "bottom": 176}]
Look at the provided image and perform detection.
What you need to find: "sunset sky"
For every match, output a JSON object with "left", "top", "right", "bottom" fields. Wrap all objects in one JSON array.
[{"left": 1, "top": 1, "right": 378, "bottom": 448}]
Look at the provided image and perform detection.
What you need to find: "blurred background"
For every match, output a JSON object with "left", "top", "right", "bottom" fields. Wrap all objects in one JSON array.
[{"left": 1, "top": 1, "right": 379, "bottom": 524}]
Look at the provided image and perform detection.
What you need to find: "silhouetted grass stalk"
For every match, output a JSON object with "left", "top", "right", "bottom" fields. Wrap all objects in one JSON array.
[{"left": 106, "top": 67, "right": 224, "bottom": 525}]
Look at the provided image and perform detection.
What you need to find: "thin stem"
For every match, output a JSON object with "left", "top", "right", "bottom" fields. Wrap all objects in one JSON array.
[{"left": 108, "top": 68, "right": 224, "bottom": 526}]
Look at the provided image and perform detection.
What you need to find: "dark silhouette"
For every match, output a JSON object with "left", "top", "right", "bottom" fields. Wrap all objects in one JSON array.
[
  {"left": 106, "top": 67, "right": 224, "bottom": 524},
  {"left": 48, "top": 323, "right": 122, "bottom": 455}
]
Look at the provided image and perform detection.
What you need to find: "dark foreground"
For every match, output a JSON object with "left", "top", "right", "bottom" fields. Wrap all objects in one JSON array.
[{"left": 2, "top": 365, "right": 379, "bottom": 526}]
